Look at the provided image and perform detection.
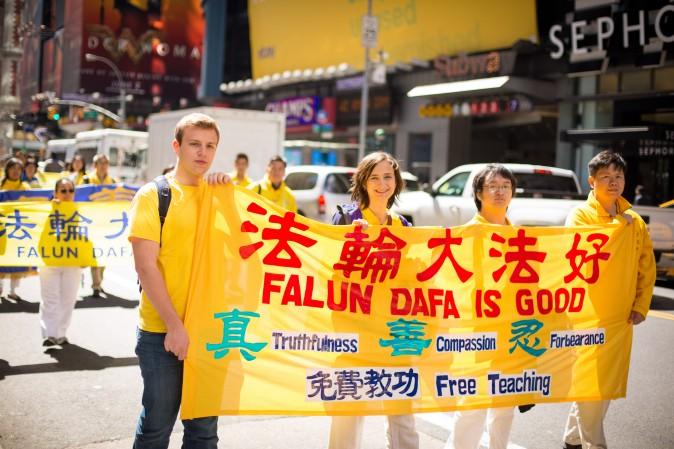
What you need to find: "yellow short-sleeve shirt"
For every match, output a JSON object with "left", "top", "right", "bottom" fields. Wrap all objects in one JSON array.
[{"left": 128, "top": 176, "right": 200, "bottom": 332}]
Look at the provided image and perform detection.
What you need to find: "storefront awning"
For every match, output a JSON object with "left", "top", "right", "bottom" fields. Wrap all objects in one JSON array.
[{"left": 560, "top": 126, "right": 672, "bottom": 142}]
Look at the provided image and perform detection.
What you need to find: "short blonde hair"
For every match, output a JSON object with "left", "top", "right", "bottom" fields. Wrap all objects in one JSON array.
[{"left": 174, "top": 113, "right": 220, "bottom": 144}]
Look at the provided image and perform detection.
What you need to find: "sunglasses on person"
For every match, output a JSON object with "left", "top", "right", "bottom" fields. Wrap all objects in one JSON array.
[{"left": 58, "top": 188, "right": 75, "bottom": 194}]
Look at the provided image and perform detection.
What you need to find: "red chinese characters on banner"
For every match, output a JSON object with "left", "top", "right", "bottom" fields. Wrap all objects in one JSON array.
[
  {"left": 416, "top": 228, "right": 473, "bottom": 282},
  {"left": 239, "top": 202, "right": 317, "bottom": 268},
  {"left": 564, "top": 232, "right": 611, "bottom": 284},
  {"left": 489, "top": 229, "right": 547, "bottom": 283},
  {"left": 334, "top": 226, "right": 406, "bottom": 283}
]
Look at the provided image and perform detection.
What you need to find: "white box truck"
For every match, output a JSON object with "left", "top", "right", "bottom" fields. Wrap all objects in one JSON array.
[{"left": 146, "top": 107, "right": 286, "bottom": 182}]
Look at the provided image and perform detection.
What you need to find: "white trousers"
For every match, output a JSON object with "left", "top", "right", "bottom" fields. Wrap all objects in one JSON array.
[
  {"left": 328, "top": 414, "right": 419, "bottom": 449},
  {"left": 39, "top": 266, "right": 81, "bottom": 339},
  {"left": 564, "top": 400, "right": 610, "bottom": 449},
  {"left": 447, "top": 407, "right": 515, "bottom": 449}
]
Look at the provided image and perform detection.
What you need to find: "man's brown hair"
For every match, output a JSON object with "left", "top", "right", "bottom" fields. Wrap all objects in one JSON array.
[
  {"left": 351, "top": 151, "right": 404, "bottom": 209},
  {"left": 174, "top": 113, "right": 220, "bottom": 145}
]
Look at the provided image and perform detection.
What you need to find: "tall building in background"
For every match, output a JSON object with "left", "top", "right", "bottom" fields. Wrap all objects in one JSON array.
[
  {"left": 0, "top": 0, "right": 25, "bottom": 155},
  {"left": 18, "top": 0, "right": 205, "bottom": 133}
]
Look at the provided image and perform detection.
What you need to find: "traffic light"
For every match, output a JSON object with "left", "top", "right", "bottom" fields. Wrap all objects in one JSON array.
[{"left": 47, "top": 105, "right": 60, "bottom": 121}]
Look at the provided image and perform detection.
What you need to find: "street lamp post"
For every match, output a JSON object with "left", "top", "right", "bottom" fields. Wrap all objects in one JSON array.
[{"left": 85, "top": 53, "right": 126, "bottom": 128}]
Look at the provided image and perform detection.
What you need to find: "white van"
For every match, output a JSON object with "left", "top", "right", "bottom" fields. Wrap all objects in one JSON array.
[{"left": 74, "top": 129, "right": 148, "bottom": 184}]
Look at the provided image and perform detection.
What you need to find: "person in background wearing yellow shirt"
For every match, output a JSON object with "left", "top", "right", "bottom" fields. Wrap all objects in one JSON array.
[
  {"left": 248, "top": 155, "right": 297, "bottom": 213},
  {"left": 562, "top": 150, "right": 655, "bottom": 449},
  {"left": 0, "top": 158, "right": 35, "bottom": 301},
  {"left": 64, "top": 154, "right": 88, "bottom": 185},
  {"left": 230, "top": 152, "right": 252, "bottom": 187},
  {"left": 22, "top": 157, "right": 47, "bottom": 188},
  {"left": 87, "top": 153, "right": 117, "bottom": 297},
  {"left": 129, "top": 112, "right": 230, "bottom": 449},
  {"left": 448, "top": 164, "right": 519, "bottom": 449},
  {"left": 88, "top": 154, "right": 117, "bottom": 185}
]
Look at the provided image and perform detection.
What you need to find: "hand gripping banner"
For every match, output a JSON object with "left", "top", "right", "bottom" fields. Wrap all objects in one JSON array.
[{"left": 181, "top": 185, "right": 640, "bottom": 418}]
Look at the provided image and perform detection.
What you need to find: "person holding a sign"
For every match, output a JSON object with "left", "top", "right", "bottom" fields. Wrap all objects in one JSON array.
[
  {"left": 0, "top": 157, "right": 35, "bottom": 301},
  {"left": 448, "top": 164, "right": 519, "bottom": 449},
  {"left": 87, "top": 154, "right": 118, "bottom": 298},
  {"left": 329, "top": 151, "right": 418, "bottom": 449},
  {"left": 129, "top": 113, "right": 230, "bottom": 449},
  {"left": 38, "top": 177, "right": 81, "bottom": 347},
  {"left": 562, "top": 151, "right": 655, "bottom": 449}
]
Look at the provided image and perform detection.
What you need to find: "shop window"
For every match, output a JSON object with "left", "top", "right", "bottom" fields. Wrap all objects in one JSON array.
[
  {"left": 598, "top": 73, "right": 618, "bottom": 94},
  {"left": 408, "top": 133, "right": 432, "bottom": 184},
  {"left": 654, "top": 67, "right": 674, "bottom": 91},
  {"left": 620, "top": 70, "right": 652, "bottom": 93}
]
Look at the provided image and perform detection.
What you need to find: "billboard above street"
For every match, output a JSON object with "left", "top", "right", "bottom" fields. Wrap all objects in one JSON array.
[
  {"left": 80, "top": 0, "right": 204, "bottom": 101},
  {"left": 248, "top": 0, "right": 538, "bottom": 79}
]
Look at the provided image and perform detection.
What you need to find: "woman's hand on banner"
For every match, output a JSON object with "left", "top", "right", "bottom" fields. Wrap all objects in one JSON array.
[{"left": 628, "top": 310, "right": 645, "bottom": 325}]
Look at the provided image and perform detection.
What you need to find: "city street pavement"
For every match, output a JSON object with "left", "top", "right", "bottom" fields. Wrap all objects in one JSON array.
[{"left": 1, "top": 265, "right": 674, "bottom": 449}]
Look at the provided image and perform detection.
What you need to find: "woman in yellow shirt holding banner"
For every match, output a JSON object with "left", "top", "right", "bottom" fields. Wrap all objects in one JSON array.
[
  {"left": 329, "top": 151, "right": 418, "bottom": 449},
  {"left": 0, "top": 158, "right": 35, "bottom": 301},
  {"left": 38, "top": 178, "right": 82, "bottom": 347}
]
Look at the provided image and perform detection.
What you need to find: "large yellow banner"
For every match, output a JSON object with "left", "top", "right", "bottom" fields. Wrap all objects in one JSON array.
[
  {"left": 248, "top": 0, "right": 537, "bottom": 78},
  {"left": 0, "top": 201, "right": 132, "bottom": 266},
  {"left": 182, "top": 185, "right": 639, "bottom": 419}
]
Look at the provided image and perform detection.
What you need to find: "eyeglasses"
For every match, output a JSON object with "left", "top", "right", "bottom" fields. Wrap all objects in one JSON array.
[
  {"left": 484, "top": 184, "right": 512, "bottom": 193},
  {"left": 58, "top": 189, "right": 75, "bottom": 194}
]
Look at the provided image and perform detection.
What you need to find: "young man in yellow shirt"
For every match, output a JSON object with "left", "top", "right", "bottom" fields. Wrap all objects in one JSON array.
[
  {"left": 562, "top": 150, "right": 655, "bottom": 449},
  {"left": 128, "top": 113, "right": 230, "bottom": 449},
  {"left": 248, "top": 155, "right": 297, "bottom": 213}
]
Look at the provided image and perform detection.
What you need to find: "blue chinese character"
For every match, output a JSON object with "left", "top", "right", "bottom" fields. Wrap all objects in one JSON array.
[
  {"left": 509, "top": 319, "right": 547, "bottom": 357},
  {"left": 306, "top": 371, "right": 337, "bottom": 401},
  {"left": 335, "top": 369, "right": 363, "bottom": 400},
  {"left": 0, "top": 209, "right": 36, "bottom": 240},
  {"left": 392, "top": 368, "right": 419, "bottom": 397},
  {"left": 105, "top": 212, "right": 129, "bottom": 239},
  {"left": 364, "top": 368, "right": 393, "bottom": 398},
  {"left": 379, "top": 318, "right": 431, "bottom": 356},
  {"left": 206, "top": 309, "right": 267, "bottom": 361}
]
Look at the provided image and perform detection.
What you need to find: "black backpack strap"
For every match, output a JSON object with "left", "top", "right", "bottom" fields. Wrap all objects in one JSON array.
[{"left": 152, "top": 175, "right": 172, "bottom": 247}]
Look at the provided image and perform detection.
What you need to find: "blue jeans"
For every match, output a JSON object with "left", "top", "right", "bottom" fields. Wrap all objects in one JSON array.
[{"left": 133, "top": 329, "right": 218, "bottom": 449}]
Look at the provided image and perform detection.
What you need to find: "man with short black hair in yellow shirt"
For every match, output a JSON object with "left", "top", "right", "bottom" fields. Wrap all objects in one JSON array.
[
  {"left": 562, "top": 150, "right": 655, "bottom": 449},
  {"left": 128, "top": 112, "right": 230, "bottom": 449},
  {"left": 248, "top": 155, "right": 297, "bottom": 212}
]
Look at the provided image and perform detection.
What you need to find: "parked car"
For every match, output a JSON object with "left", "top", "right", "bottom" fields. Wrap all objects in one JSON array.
[
  {"left": 285, "top": 165, "right": 355, "bottom": 223},
  {"left": 285, "top": 165, "right": 421, "bottom": 223},
  {"left": 392, "top": 163, "right": 674, "bottom": 269}
]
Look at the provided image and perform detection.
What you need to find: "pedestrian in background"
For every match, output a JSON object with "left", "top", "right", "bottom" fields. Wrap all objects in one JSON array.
[
  {"left": 22, "top": 156, "right": 46, "bottom": 188},
  {"left": 447, "top": 164, "right": 518, "bottom": 449},
  {"left": 230, "top": 152, "right": 252, "bottom": 187},
  {"left": 329, "top": 151, "right": 418, "bottom": 449},
  {"left": 38, "top": 178, "right": 81, "bottom": 347},
  {"left": 87, "top": 153, "right": 117, "bottom": 297},
  {"left": 64, "top": 154, "right": 88, "bottom": 185},
  {"left": 0, "top": 158, "right": 36, "bottom": 301},
  {"left": 248, "top": 155, "right": 297, "bottom": 212},
  {"left": 562, "top": 151, "right": 655, "bottom": 449}
]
